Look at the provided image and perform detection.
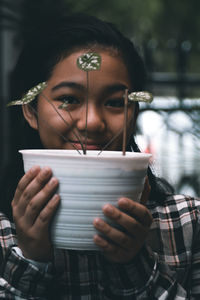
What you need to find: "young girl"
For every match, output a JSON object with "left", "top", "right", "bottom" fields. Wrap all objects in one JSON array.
[{"left": 0, "top": 14, "right": 200, "bottom": 300}]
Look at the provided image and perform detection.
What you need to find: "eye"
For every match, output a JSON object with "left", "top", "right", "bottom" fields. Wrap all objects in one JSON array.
[
  {"left": 105, "top": 98, "right": 125, "bottom": 108},
  {"left": 55, "top": 95, "right": 80, "bottom": 105}
]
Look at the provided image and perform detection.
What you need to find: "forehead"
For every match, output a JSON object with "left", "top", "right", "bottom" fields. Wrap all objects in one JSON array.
[{"left": 48, "top": 50, "right": 131, "bottom": 87}]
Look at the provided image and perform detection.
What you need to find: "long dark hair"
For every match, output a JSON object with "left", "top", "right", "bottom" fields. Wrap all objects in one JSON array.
[{"left": 2, "top": 13, "right": 173, "bottom": 219}]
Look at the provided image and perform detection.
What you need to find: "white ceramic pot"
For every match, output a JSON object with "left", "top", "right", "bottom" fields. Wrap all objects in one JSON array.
[{"left": 20, "top": 149, "right": 151, "bottom": 250}]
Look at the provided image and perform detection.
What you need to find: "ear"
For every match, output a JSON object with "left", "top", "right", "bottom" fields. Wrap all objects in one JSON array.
[{"left": 22, "top": 104, "right": 38, "bottom": 130}]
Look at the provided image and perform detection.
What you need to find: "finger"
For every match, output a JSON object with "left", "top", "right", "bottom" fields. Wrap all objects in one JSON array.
[
  {"left": 13, "top": 166, "right": 41, "bottom": 205},
  {"left": 14, "top": 167, "right": 53, "bottom": 217},
  {"left": 94, "top": 233, "right": 122, "bottom": 254},
  {"left": 94, "top": 217, "right": 137, "bottom": 249},
  {"left": 33, "top": 194, "right": 60, "bottom": 232},
  {"left": 140, "top": 177, "right": 151, "bottom": 204},
  {"left": 24, "top": 177, "right": 59, "bottom": 226},
  {"left": 115, "top": 198, "right": 153, "bottom": 228},
  {"left": 99, "top": 205, "right": 148, "bottom": 240},
  {"left": 94, "top": 233, "right": 142, "bottom": 263}
]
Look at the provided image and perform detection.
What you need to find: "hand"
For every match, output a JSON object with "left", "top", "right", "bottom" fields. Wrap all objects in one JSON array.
[
  {"left": 93, "top": 179, "right": 152, "bottom": 263},
  {"left": 12, "top": 166, "right": 60, "bottom": 262}
]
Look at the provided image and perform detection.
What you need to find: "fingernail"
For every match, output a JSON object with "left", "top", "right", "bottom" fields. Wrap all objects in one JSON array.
[
  {"left": 104, "top": 205, "right": 113, "bottom": 214},
  {"left": 30, "top": 165, "right": 40, "bottom": 174},
  {"left": 119, "top": 198, "right": 129, "bottom": 205},
  {"left": 94, "top": 218, "right": 104, "bottom": 228},
  {"left": 42, "top": 167, "right": 50, "bottom": 176},
  {"left": 52, "top": 194, "right": 60, "bottom": 203},
  {"left": 48, "top": 177, "right": 58, "bottom": 186}
]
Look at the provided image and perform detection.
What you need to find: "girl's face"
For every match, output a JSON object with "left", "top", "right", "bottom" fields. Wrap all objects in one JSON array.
[{"left": 23, "top": 50, "right": 137, "bottom": 151}]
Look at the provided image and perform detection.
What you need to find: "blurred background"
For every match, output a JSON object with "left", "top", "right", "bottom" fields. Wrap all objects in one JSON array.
[{"left": 0, "top": 0, "right": 200, "bottom": 196}]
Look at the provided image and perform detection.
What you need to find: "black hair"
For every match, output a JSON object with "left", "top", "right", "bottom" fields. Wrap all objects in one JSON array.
[
  {"left": 12, "top": 13, "right": 147, "bottom": 99},
  {"left": 2, "top": 13, "right": 173, "bottom": 219}
]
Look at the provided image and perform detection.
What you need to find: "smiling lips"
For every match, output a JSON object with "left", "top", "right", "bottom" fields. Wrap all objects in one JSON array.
[{"left": 71, "top": 141, "right": 103, "bottom": 150}]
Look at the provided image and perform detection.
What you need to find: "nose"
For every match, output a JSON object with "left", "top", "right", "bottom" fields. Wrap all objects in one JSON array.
[{"left": 76, "top": 103, "right": 105, "bottom": 133}]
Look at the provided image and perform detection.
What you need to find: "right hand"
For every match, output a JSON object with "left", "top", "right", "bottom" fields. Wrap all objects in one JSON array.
[{"left": 12, "top": 166, "right": 60, "bottom": 262}]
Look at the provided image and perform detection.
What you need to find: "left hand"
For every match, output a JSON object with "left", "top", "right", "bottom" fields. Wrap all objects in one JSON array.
[{"left": 93, "top": 179, "right": 153, "bottom": 263}]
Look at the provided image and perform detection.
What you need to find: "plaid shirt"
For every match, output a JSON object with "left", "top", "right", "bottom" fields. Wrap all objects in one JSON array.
[{"left": 0, "top": 194, "right": 200, "bottom": 299}]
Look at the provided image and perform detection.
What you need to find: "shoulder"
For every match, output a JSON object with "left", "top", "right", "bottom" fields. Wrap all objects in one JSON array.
[
  {"left": 147, "top": 194, "right": 200, "bottom": 267},
  {"left": 0, "top": 212, "right": 17, "bottom": 250},
  {"left": 0, "top": 212, "right": 15, "bottom": 228},
  {"left": 147, "top": 194, "right": 200, "bottom": 222}
]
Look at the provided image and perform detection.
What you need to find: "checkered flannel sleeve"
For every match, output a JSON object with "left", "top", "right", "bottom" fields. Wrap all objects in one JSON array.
[
  {"left": 101, "top": 195, "right": 200, "bottom": 299},
  {"left": 101, "top": 245, "right": 187, "bottom": 299},
  {"left": 0, "top": 213, "right": 53, "bottom": 299}
]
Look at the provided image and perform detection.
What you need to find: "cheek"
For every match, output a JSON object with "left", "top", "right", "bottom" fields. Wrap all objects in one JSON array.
[
  {"left": 127, "top": 105, "right": 137, "bottom": 128},
  {"left": 109, "top": 108, "right": 135, "bottom": 132},
  {"left": 37, "top": 103, "right": 72, "bottom": 129}
]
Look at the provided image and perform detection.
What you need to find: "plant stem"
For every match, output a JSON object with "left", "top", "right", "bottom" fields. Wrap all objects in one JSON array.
[
  {"left": 84, "top": 71, "right": 89, "bottom": 155},
  {"left": 41, "top": 93, "right": 85, "bottom": 153},
  {"left": 122, "top": 89, "right": 128, "bottom": 155},
  {"left": 28, "top": 104, "right": 82, "bottom": 154},
  {"left": 98, "top": 110, "right": 135, "bottom": 156},
  {"left": 97, "top": 129, "right": 123, "bottom": 156}
]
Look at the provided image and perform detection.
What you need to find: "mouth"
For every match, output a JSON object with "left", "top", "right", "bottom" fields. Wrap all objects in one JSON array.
[{"left": 70, "top": 141, "right": 103, "bottom": 151}]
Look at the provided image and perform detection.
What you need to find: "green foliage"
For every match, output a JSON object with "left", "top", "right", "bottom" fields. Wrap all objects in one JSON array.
[
  {"left": 61, "top": 0, "right": 199, "bottom": 42},
  {"left": 21, "top": 0, "right": 200, "bottom": 75},
  {"left": 22, "top": 0, "right": 200, "bottom": 46},
  {"left": 62, "top": 0, "right": 162, "bottom": 40},
  {"left": 61, "top": 0, "right": 200, "bottom": 75},
  {"left": 154, "top": 0, "right": 200, "bottom": 41}
]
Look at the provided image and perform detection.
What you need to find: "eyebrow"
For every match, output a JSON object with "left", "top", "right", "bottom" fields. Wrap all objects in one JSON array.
[
  {"left": 103, "top": 83, "right": 129, "bottom": 95},
  {"left": 51, "top": 81, "right": 129, "bottom": 94},
  {"left": 51, "top": 81, "right": 85, "bottom": 92}
]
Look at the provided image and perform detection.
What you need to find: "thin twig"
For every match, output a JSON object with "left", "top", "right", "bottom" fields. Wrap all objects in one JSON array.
[
  {"left": 84, "top": 71, "right": 89, "bottom": 155},
  {"left": 28, "top": 104, "right": 82, "bottom": 154},
  {"left": 122, "top": 89, "right": 128, "bottom": 155},
  {"left": 64, "top": 108, "right": 85, "bottom": 148},
  {"left": 97, "top": 111, "right": 135, "bottom": 156},
  {"left": 40, "top": 93, "right": 85, "bottom": 152},
  {"left": 97, "top": 129, "right": 123, "bottom": 156}
]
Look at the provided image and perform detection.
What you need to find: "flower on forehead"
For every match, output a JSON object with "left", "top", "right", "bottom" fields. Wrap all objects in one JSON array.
[
  {"left": 77, "top": 53, "right": 101, "bottom": 71},
  {"left": 7, "top": 82, "right": 47, "bottom": 106},
  {"left": 128, "top": 91, "right": 153, "bottom": 103}
]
